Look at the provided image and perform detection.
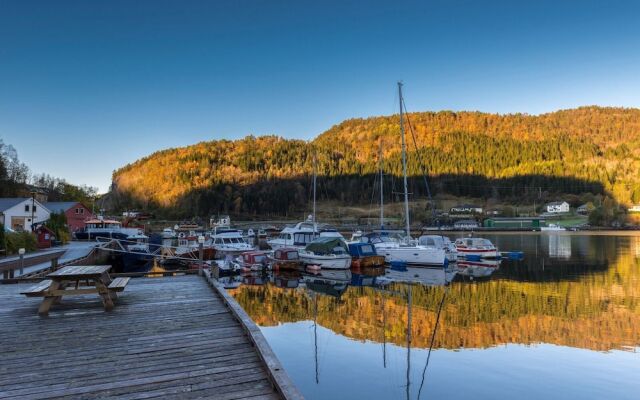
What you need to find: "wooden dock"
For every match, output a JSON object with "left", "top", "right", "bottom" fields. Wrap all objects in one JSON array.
[{"left": 0, "top": 275, "right": 302, "bottom": 399}]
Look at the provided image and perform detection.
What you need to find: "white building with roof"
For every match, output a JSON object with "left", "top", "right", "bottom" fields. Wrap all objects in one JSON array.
[
  {"left": 546, "top": 201, "right": 570, "bottom": 214},
  {"left": 0, "top": 198, "right": 50, "bottom": 231}
]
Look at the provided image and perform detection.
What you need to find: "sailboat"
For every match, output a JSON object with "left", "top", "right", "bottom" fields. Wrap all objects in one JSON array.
[{"left": 374, "top": 83, "right": 447, "bottom": 267}]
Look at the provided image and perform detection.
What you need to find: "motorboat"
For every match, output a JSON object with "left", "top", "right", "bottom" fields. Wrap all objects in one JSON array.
[
  {"left": 418, "top": 235, "right": 458, "bottom": 262},
  {"left": 176, "top": 232, "right": 216, "bottom": 259},
  {"left": 269, "top": 247, "right": 302, "bottom": 270},
  {"left": 210, "top": 216, "right": 255, "bottom": 255},
  {"left": 121, "top": 233, "right": 154, "bottom": 271},
  {"left": 75, "top": 216, "right": 141, "bottom": 240},
  {"left": 455, "top": 237, "right": 499, "bottom": 259},
  {"left": 299, "top": 237, "right": 352, "bottom": 270},
  {"left": 212, "top": 228, "right": 255, "bottom": 254},
  {"left": 540, "top": 223, "right": 567, "bottom": 232},
  {"left": 267, "top": 216, "right": 344, "bottom": 250},
  {"left": 161, "top": 227, "right": 177, "bottom": 239},
  {"left": 348, "top": 242, "right": 385, "bottom": 268},
  {"left": 237, "top": 250, "right": 271, "bottom": 271}
]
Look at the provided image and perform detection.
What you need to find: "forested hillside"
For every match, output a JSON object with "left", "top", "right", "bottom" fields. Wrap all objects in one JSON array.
[
  {"left": 0, "top": 140, "right": 97, "bottom": 203},
  {"left": 111, "top": 106, "right": 640, "bottom": 218}
]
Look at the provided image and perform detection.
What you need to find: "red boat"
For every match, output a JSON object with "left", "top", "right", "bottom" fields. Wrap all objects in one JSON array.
[
  {"left": 269, "top": 247, "right": 301, "bottom": 270},
  {"left": 238, "top": 251, "right": 270, "bottom": 271}
]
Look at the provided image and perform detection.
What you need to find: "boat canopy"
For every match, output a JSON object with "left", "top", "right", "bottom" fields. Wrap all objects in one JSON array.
[
  {"left": 348, "top": 242, "right": 378, "bottom": 257},
  {"left": 304, "top": 237, "right": 348, "bottom": 255}
]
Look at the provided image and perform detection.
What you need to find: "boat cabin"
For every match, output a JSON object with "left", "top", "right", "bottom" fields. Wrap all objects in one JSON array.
[
  {"left": 273, "top": 248, "right": 300, "bottom": 261},
  {"left": 348, "top": 242, "right": 378, "bottom": 258},
  {"left": 418, "top": 235, "right": 451, "bottom": 248},
  {"left": 455, "top": 237, "right": 495, "bottom": 249},
  {"left": 240, "top": 251, "right": 270, "bottom": 266}
]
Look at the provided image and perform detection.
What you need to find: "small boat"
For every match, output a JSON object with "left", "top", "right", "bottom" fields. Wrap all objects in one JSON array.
[
  {"left": 75, "top": 216, "right": 141, "bottom": 240},
  {"left": 237, "top": 250, "right": 271, "bottom": 271},
  {"left": 455, "top": 237, "right": 499, "bottom": 259},
  {"left": 540, "top": 223, "right": 567, "bottom": 232},
  {"left": 176, "top": 233, "right": 216, "bottom": 259},
  {"left": 299, "top": 237, "right": 352, "bottom": 270},
  {"left": 211, "top": 217, "right": 255, "bottom": 255},
  {"left": 348, "top": 242, "right": 385, "bottom": 268},
  {"left": 121, "top": 233, "right": 154, "bottom": 271},
  {"left": 161, "top": 227, "right": 176, "bottom": 239},
  {"left": 418, "top": 235, "right": 458, "bottom": 262},
  {"left": 269, "top": 247, "right": 302, "bottom": 270}
]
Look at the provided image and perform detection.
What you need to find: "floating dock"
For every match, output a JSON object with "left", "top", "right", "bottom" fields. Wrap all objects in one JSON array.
[{"left": 0, "top": 274, "right": 302, "bottom": 399}]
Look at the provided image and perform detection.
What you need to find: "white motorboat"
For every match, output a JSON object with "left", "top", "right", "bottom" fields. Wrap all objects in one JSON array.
[
  {"left": 299, "top": 237, "right": 352, "bottom": 269},
  {"left": 212, "top": 228, "right": 255, "bottom": 254},
  {"left": 540, "top": 223, "right": 567, "bottom": 232},
  {"left": 419, "top": 235, "right": 458, "bottom": 262},
  {"left": 161, "top": 227, "right": 176, "bottom": 239},
  {"left": 75, "top": 216, "right": 141, "bottom": 240},
  {"left": 455, "top": 237, "right": 499, "bottom": 259},
  {"left": 209, "top": 216, "right": 255, "bottom": 254}
]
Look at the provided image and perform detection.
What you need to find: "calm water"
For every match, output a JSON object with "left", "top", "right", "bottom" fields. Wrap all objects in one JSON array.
[{"left": 226, "top": 232, "right": 640, "bottom": 400}]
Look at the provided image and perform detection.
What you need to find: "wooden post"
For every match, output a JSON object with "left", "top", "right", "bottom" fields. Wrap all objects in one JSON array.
[
  {"left": 50, "top": 257, "right": 58, "bottom": 272},
  {"left": 198, "top": 242, "right": 204, "bottom": 276}
]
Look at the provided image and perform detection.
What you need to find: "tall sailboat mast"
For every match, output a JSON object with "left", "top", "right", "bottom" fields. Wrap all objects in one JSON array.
[
  {"left": 313, "top": 153, "right": 317, "bottom": 228},
  {"left": 399, "top": 82, "right": 411, "bottom": 238},
  {"left": 379, "top": 142, "right": 384, "bottom": 230}
]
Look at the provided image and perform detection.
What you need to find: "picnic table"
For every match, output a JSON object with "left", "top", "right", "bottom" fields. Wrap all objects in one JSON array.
[{"left": 21, "top": 265, "right": 130, "bottom": 316}]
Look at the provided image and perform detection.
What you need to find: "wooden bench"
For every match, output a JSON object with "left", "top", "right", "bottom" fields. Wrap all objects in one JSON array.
[
  {"left": 20, "top": 280, "right": 53, "bottom": 297},
  {"left": 108, "top": 277, "right": 130, "bottom": 292}
]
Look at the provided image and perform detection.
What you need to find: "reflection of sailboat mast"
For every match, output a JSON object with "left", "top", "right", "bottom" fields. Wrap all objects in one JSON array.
[
  {"left": 382, "top": 294, "right": 387, "bottom": 368},
  {"left": 314, "top": 292, "right": 319, "bottom": 384},
  {"left": 406, "top": 284, "right": 412, "bottom": 400}
]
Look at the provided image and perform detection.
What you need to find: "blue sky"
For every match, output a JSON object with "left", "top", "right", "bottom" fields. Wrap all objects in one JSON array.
[{"left": 1, "top": 0, "right": 639, "bottom": 193}]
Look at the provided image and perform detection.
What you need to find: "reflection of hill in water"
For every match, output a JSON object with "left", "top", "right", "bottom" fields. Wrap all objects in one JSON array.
[
  {"left": 489, "top": 234, "right": 623, "bottom": 282},
  {"left": 230, "top": 251, "right": 640, "bottom": 352}
]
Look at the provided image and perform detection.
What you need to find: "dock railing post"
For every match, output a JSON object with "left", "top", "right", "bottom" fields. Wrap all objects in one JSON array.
[
  {"left": 19, "top": 248, "right": 25, "bottom": 275},
  {"left": 197, "top": 235, "right": 205, "bottom": 276}
]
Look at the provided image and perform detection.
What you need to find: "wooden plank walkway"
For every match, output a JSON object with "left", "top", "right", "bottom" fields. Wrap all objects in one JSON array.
[{"left": 0, "top": 275, "right": 300, "bottom": 399}]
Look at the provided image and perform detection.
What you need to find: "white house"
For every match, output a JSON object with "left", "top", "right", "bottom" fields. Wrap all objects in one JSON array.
[
  {"left": 450, "top": 204, "right": 483, "bottom": 214},
  {"left": 546, "top": 201, "right": 570, "bottom": 214},
  {"left": 629, "top": 205, "right": 640, "bottom": 213},
  {"left": 0, "top": 198, "right": 51, "bottom": 232}
]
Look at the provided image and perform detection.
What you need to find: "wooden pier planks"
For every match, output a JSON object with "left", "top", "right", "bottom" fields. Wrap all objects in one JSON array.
[{"left": 0, "top": 275, "right": 297, "bottom": 399}]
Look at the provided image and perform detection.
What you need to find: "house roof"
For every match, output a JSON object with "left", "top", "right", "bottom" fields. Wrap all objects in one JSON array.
[
  {"left": 547, "top": 201, "right": 568, "bottom": 206},
  {"left": 0, "top": 198, "right": 30, "bottom": 212},
  {"left": 44, "top": 202, "right": 80, "bottom": 214}
]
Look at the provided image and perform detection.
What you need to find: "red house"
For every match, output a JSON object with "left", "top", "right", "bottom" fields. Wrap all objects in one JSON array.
[{"left": 44, "top": 202, "right": 94, "bottom": 233}]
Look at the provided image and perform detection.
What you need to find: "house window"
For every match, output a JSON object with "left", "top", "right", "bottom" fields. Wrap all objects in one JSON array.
[
  {"left": 80, "top": 208, "right": 84, "bottom": 214},
  {"left": 25, "top": 205, "right": 29, "bottom": 212},
  {"left": 75, "top": 208, "right": 80, "bottom": 214}
]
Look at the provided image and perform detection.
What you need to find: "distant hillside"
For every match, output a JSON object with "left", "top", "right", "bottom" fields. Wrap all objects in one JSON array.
[{"left": 111, "top": 106, "right": 640, "bottom": 218}]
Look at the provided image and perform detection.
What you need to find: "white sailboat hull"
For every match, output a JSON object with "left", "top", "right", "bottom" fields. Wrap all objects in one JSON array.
[
  {"left": 299, "top": 252, "right": 352, "bottom": 269},
  {"left": 379, "top": 246, "right": 446, "bottom": 266}
]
